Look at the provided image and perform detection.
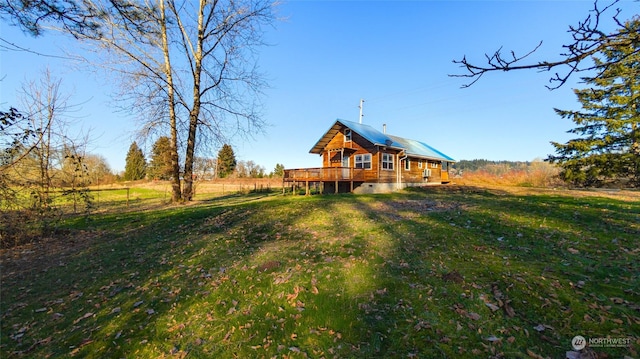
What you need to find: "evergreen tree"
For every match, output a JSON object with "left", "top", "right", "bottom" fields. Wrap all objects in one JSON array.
[
  {"left": 148, "top": 136, "right": 173, "bottom": 180},
  {"left": 272, "top": 163, "right": 285, "bottom": 177},
  {"left": 548, "top": 19, "right": 640, "bottom": 187},
  {"left": 216, "top": 144, "right": 236, "bottom": 178},
  {"left": 124, "top": 141, "right": 147, "bottom": 181}
]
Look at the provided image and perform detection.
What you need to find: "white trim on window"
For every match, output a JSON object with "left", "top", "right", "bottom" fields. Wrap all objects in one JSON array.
[
  {"left": 382, "top": 153, "right": 394, "bottom": 170},
  {"left": 355, "top": 153, "right": 372, "bottom": 169},
  {"left": 404, "top": 158, "right": 410, "bottom": 171}
]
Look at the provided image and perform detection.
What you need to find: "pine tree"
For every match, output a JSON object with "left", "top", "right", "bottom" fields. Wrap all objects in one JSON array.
[
  {"left": 148, "top": 136, "right": 173, "bottom": 180},
  {"left": 548, "top": 19, "right": 640, "bottom": 187},
  {"left": 124, "top": 141, "right": 147, "bottom": 181},
  {"left": 272, "top": 163, "right": 285, "bottom": 177},
  {"left": 216, "top": 144, "right": 236, "bottom": 179}
]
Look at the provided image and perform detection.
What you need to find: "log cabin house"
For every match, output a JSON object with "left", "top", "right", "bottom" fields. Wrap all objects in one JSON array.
[{"left": 284, "top": 119, "right": 455, "bottom": 194}]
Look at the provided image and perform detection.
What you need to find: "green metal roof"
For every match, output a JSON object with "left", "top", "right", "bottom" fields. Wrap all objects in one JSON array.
[{"left": 309, "top": 119, "right": 455, "bottom": 162}]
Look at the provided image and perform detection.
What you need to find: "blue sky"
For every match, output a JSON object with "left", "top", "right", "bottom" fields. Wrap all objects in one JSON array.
[{"left": 1, "top": 1, "right": 636, "bottom": 173}]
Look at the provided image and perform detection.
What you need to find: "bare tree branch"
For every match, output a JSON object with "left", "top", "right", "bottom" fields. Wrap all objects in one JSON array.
[{"left": 451, "top": 0, "right": 640, "bottom": 89}]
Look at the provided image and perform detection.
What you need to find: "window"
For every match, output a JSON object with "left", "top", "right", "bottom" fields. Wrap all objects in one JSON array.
[
  {"left": 404, "top": 158, "right": 410, "bottom": 171},
  {"left": 418, "top": 160, "right": 423, "bottom": 169},
  {"left": 382, "top": 153, "right": 394, "bottom": 170},
  {"left": 430, "top": 162, "right": 438, "bottom": 168},
  {"left": 344, "top": 129, "right": 352, "bottom": 142},
  {"left": 355, "top": 154, "right": 372, "bottom": 169}
]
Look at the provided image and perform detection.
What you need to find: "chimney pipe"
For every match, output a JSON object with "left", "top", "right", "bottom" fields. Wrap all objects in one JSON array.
[{"left": 383, "top": 123, "right": 386, "bottom": 134}]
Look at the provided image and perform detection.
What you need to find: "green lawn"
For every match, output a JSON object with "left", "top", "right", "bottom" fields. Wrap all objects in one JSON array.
[{"left": 1, "top": 186, "right": 638, "bottom": 358}]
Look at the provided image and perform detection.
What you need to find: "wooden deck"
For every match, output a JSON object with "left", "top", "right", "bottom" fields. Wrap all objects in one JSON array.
[
  {"left": 283, "top": 167, "right": 451, "bottom": 194},
  {"left": 283, "top": 167, "right": 366, "bottom": 182}
]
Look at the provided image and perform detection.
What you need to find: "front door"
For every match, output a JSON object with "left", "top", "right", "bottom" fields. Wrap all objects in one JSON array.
[{"left": 342, "top": 154, "right": 350, "bottom": 179}]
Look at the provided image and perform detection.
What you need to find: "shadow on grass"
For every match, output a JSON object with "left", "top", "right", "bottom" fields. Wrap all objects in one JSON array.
[{"left": 1, "top": 188, "right": 638, "bottom": 358}]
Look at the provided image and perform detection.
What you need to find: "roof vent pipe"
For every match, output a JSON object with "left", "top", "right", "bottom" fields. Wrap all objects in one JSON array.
[{"left": 383, "top": 123, "right": 386, "bottom": 134}]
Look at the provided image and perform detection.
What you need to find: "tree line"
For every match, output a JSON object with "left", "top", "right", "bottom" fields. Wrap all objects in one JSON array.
[{"left": 124, "top": 140, "right": 284, "bottom": 181}]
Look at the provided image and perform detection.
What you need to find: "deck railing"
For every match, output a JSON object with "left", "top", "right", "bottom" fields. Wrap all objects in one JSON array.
[{"left": 283, "top": 167, "right": 366, "bottom": 182}]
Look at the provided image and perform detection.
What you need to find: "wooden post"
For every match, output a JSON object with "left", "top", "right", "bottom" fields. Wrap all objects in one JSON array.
[
  {"left": 305, "top": 181, "right": 310, "bottom": 196},
  {"left": 335, "top": 180, "right": 338, "bottom": 194}
]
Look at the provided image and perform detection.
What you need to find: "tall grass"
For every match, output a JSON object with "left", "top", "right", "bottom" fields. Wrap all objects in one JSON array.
[{"left": 458, "top": 161, "right": 562, "bottom": 187}]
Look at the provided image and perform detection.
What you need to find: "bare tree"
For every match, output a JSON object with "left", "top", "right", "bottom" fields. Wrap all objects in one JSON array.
[
  {"left": 1, "top": 69, "right": 87, "bottom": 245},
  {"left": 164, "top": 0, "right": 274, "bottom": 200},
  {"left": 76, "top": 0, "right": 275, "bottom": 201},
  {"left": 17, "top": 69, "right": 80, "bottom": 211},
  {"left": 451, "top": 0, "right": 640, "bottom": 89}
]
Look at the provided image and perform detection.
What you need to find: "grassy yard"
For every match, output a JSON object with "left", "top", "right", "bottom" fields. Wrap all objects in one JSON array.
[{"left": 1, "top": 185, "right": 638, "bottom": 358}]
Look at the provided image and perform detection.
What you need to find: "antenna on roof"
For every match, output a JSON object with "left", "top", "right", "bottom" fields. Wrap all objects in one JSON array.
[{"left": 359, "top": 98, "right": 365, "bottom": 124}]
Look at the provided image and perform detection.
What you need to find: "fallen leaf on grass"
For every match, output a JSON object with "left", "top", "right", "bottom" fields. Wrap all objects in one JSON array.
[
  {"left": 526, "top": 348, "right": 545, "bottom": 359},
  {"left": 69, "top": 338, "right": 93, "bottom": 356},
  {"left": 168, "top": 323, "right": 186, "bottom": 332},
  {"left": 466, "top": 312, "right": 481, "bottom": 321},
  {"left": 503, "top": 302, "right": 516, "bottom": 317},
  {"left": 72, "top": 312, "right": 94, "bottom": 324},
  {"left": 414, "top": 320, "right": 431, "bottom": 331},
  {"left": 540, "top": 334, "right": 559, "bottom": 345}
]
